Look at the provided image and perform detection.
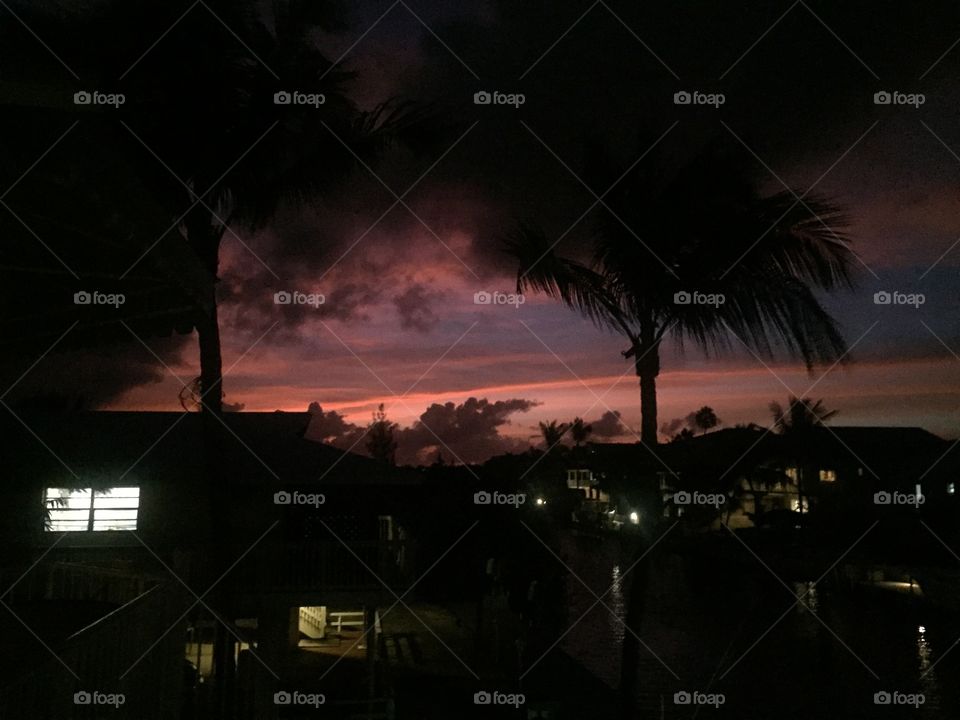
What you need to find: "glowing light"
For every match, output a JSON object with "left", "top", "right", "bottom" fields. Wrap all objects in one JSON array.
[
  {"left": 535, "top": 497, "right": 546, "bottom": 506},
  {"left": 629, "top": 511, "right": 639, "bottom": 524},
  {"left": 919, "top": 626, "right": 926, "bottom": 634}
]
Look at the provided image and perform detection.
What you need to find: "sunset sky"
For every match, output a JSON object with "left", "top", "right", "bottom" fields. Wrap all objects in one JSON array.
[{"left": 3, "top": 0, "right": 958, "bottom": 464}]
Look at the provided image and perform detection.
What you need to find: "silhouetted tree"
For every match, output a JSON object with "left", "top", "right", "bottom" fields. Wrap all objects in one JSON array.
[
  {"left": 506, "top": 144, "right": 855, "bottom": 447},
  {"left": 538, "top": 419, "right": 569, "bottom": 449},
  {"left": 569, "top": 417, "right": 592, "bottom": 446},
  {"left": 689, "top": 406, "right": 720, "bottom": 434},
  {"left": 367, "top": 404, "right": 398, "bottom": 464},
  {"left": 769, "top": 396, "right": 837, "bottom": 433}
]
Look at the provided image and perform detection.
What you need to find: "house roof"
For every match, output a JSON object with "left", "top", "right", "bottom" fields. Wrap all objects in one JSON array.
[{"left": 3, "top": 411, "right": 418, "bottom": 488}]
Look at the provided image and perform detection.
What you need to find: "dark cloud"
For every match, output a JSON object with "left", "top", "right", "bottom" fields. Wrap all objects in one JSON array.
[
  {"left": 587, "top": 410, "right": 628, "bottom": 438},
  {"left": 306, "top": 402, "right": 367, "bottom": 449},
  {"left": 393, "top": 283, "right": 441, "bottom": 333},
  {"left": 396, "top": 396, "right": 539, "bottom": 465}
]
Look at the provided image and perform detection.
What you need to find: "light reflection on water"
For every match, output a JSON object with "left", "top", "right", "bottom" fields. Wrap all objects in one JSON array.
[{"left": 557, "top": 532, "right": 956, "bottom": 717}]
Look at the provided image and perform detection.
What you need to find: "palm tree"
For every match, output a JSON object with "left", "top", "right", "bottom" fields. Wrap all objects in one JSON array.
[
  {"left": 691, "top": 406, "right": 720, "bottom": 435},
  {"left": 769, "top": 395, "right": 837, "bottom": 433},
  {"left": 569, "top": 417, "right": 592, "bottom": 446},
  {"left": 769, "top": 396, "right": 837, "bottom": 515},
  {"left": 538, "top": 419, "right": 569, "bottom": 448},
  {"left": 506, "top": 144, "right": 855, "bottom": 446},
  {"left": 367, "top": 403, "right": 398, "bottom": 465}
]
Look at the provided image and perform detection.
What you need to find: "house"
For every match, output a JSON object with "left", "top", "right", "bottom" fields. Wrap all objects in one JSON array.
[{"left": 0, "top": 411, "right": 423, "bottom": 719}]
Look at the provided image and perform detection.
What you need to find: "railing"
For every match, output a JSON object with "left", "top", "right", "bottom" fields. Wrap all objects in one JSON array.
[
  {"left": 0, "top": 581, "right": 192, "bottom": 719},
  {"left": 235, "top": 540, "right": 415, "bottom": 592},
  {"left": 0, "top": 561, "right": 156, "bottom": 605}
]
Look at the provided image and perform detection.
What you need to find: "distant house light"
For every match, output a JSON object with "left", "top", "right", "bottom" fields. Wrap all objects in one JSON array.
[
  {"left": 949, "top": 483, "right": 956, "bottom": 496},
  {"left": 819, "top": 469, "right": 837, "bottom": 483},
  {"left": 44, "top": 487, "right": 140, "bottom": 531},
  {"left": 629, "top": 511, "right": 639, "bottom": 525},
  {"left": 785, "top": 467, "right": 798, "bottom": 482}
]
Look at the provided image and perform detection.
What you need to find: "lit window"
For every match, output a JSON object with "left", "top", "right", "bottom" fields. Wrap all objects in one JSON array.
[
  {"left": 819, "top": 469, "right": 837, "bottom": 483},
  {"left": 785, "top": 467, "right": 798, "bottom": 482},
  {"left": 44, "top": 487, "right": 140, "bottom": 531}
]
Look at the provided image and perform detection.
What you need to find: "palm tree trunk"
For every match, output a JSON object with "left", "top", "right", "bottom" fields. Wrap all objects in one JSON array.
[{"left": 633, "top": 335, "right": 660, "bottom": 446}]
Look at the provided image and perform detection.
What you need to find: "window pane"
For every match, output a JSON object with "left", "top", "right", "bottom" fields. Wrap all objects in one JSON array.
[
  {"left": 44, "top": 486, "right": 139, "bottom": 532},
  {"left": 49, "top": 519, "right": 90, "bottom": 532},
  {"left": 93, "top": 519, "right": 138, "bottom": 531}
]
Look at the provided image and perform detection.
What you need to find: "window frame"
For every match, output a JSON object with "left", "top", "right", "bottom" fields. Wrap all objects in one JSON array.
[{"left": 43, "top": 486, "right": 141, "bottom": 532}]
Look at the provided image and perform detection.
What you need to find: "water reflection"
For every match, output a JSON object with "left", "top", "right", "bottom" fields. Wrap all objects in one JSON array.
[
  {"left": 917, "top": 624, "right": 941, "bottom": 709},
  {"left": 608, "top": 564, "right": 625, "bottom": 644}
]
